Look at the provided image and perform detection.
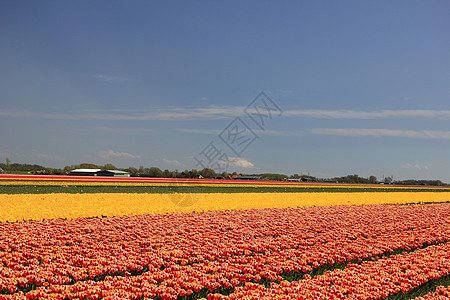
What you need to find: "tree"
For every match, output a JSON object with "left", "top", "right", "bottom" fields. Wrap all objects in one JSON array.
[
  {"left": 181, "top": 169, "right": 196, "bottom": 178},
  {"left": 138, "top": 166, "right": 145, "bottom": 174},
  {"left": 332, "top": 175, "right": 369, "bottom": 184},
  {"left": 63, "top": 166, "right": 72, "bottom": 174},
  {"left": 5, "top": 157, "right": 10, "bottom": 170},
  {"left": 163, "top": 169, "right": 171, "bottom": 178},
  {"left": 127, "top": 167, "right": 138, "bottom": 176},
  {"left": 369, "top": 176, "right": 377, "bottom": 184},
  {"left": 261, "top": 173, "right": 288, "bottom": 181},
  {"left": 148, "top": 167, "right": 163, "bottom": 178},
  {"left": 80, "top": 163, "right": 100, "bottom": 169},
  {"left": 102, "top": 163, "right": 116, "bottom": 170},
  {"left": 190, "top": 169, "right": 199, "bottom": 178},
  {"left": 199, "top": 168, "right": 216, "bottom": 178}
]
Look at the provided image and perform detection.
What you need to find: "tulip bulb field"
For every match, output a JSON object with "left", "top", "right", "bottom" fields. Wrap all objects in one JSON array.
[{"left": 0, "top": 175, "right": 450, "bottom": 299}]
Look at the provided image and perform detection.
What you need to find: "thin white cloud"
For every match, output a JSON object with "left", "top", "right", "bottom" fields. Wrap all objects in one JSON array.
[
  {"left": 177, "top": 128, "right": 222, "bottom": 135},
  {"left": 178, "top": 127, "right": 450, "bottom": 140},
  {"left": 275, "top": 89, "right": 295, "bottom": 96},
  {"left": 176, "top": 128, "right": 279, "bottom": 136},
  {"left": 0, "top": 110, "right": 80, "bottom": 120},
  {"left": 98, "top": 150, "right": 141, "bottom": 159},
  {"left": 150, "top": 106, "right": 244, "bottom": 120},
  {"left": 162, "top": 158, "right": 186, "bottom": 167},
  {"left": 284, "top": 109, "right": 450, "bottom": 119},
  {"left": 3, "top": 107, "right": 450, "bottom": 121},
  {"left": 310, "top": 128, "right": 450, "bottom": 139},
  {"left": 93, "top": 74, "right": 135, "bottom": 83},
  {"left": 92, "top": 126, "right": 154, "bottom": 134},
  {"left": 0, "top": 106, "right": 246, "bottom": 121},
  {"left": 226, "top": 157, "right": 254, "bottom": 168},
  {"left": 0, "top": 111, "right": 24, "bottom": 118},
  {"left": 402, "top": 163, "right": 430, "bottom": 171}
]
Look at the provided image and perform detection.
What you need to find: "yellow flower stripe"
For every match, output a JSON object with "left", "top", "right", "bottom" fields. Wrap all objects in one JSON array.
[{"left": 1, "top": 192, "right": 448, "bottom": 222}]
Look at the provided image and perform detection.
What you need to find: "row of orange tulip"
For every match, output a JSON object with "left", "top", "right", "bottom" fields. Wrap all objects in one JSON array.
[
  {"left": 0, "top": 203, "right": 449, "bottom": 299},
  {"left": 208, "top": 242, "right": 450, "bottom": 299},
  {"left": 415, "top": 285, "right": 450, "bottom": 299}
]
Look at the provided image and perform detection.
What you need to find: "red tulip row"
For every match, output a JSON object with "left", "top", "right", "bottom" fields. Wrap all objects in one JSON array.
[
  {"left": 0, "top": 203, "right": 449, "bottom": 299},
  {"left": 415, "top": 285, "right": 450, "bottom": 299},
  {"left": 208, "top": 242, "right": 450, "bottom": 300}
]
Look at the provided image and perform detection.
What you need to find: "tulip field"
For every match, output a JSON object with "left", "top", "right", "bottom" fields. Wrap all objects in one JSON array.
[{"left": 1, "top": 175, "right": 450, "bottom": 299}]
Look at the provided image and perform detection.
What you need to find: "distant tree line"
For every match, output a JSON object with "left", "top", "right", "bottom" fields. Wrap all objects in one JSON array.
[
  {"left": 0, "top": 159, "right": 447, "bottom": 186},
  {"left": 330, "top": 174, "right": 378, "bottom": 184},
  {"left": 0, "top": 162, "right": 46, "bottom": 173},
  {"left": 395, "top": 179, "right": 445, "bottom": 186}
]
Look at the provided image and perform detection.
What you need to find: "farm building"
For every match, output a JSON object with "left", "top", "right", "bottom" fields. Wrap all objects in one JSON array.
[
  {"left": 96, "top": 170, "right": 130, "bottom": 177},
  {"left": 68, "top": 169, "right": 130, "bottom": 177},
  {"left": 234, "top": 175, "right": 262, "bottom": 180},
  {"left": 68, "top": 169, "right": 101, "bottom": 176}
]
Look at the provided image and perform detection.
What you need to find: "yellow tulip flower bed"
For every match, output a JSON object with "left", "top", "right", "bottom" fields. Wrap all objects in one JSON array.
[{"left": 1, "top": 192, "right": 449, "bottom": 222}]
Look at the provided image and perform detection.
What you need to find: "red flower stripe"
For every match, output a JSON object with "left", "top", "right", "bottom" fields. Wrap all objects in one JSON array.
[{"left": 415, "top": 286, "right": 450, "bottom": 299}]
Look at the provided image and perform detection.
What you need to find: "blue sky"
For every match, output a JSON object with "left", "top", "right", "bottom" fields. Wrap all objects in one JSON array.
[{"left": 1, "top": 1, "right": 449, "bottom": 181}]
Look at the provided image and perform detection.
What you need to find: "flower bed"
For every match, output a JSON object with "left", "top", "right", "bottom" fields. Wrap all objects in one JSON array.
[{"left": 0, "top": 203, "right": 449, "bottom": 299}]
